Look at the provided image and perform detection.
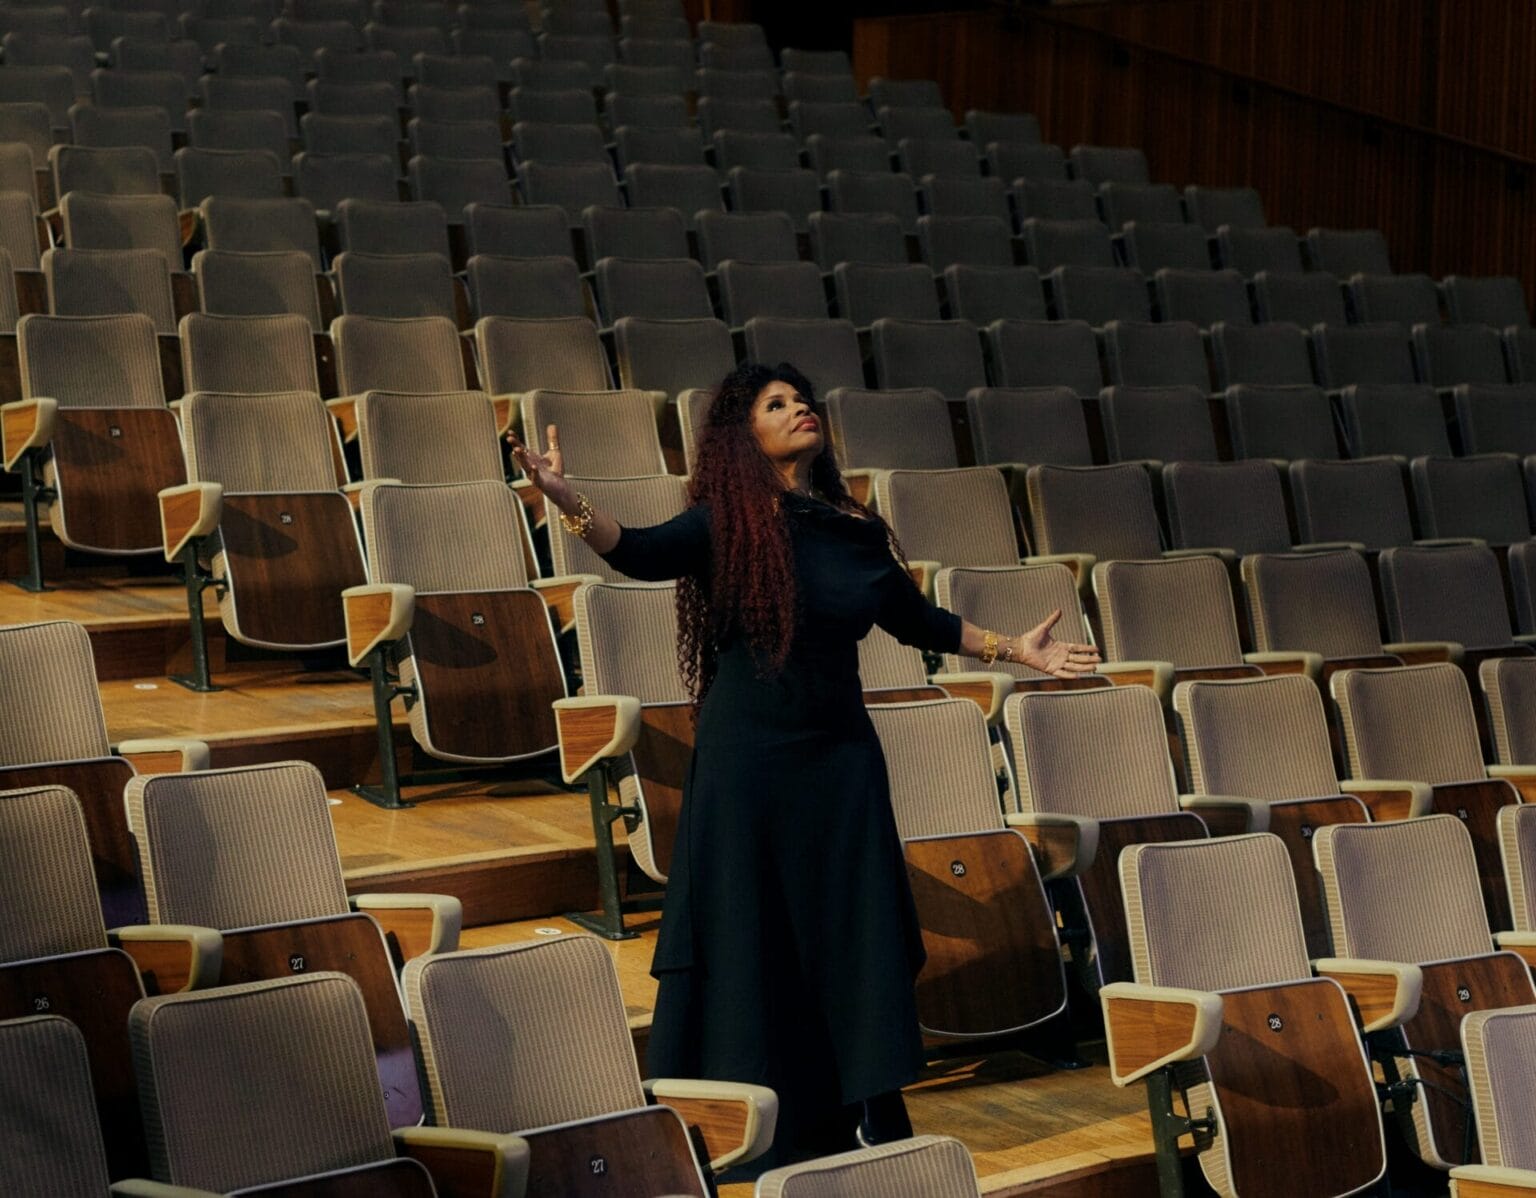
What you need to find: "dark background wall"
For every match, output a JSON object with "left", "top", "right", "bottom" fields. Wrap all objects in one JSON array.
[{"left": 732, "top": 0, "right": 1536, "bottom": 301}]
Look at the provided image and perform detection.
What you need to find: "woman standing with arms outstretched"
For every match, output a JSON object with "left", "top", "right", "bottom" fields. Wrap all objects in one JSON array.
[{"left": 510, "top": 362, "right": 1100, "bottom": 1168}]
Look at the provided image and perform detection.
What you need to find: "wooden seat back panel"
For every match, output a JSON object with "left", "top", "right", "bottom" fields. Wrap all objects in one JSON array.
[
  {"left": 1012, "top": 675, "right": 1112, "bottom": 693},
  {"left": 0, "top": 948, "right": 146, "bottom": 1179},
  {"left": 50, "top": 407, "right": 186, "bottom": 553},
  {"left": 863, "top": 685, "right": 947, "bottom": 705},
  {"left": 1075, "top": 812, "right": 1207, "bottom": 988},
  {"left": 0, "top": 757, "right": 142, "bottom": 927},
  {"left": 521, "top": 1106, "right": 706, "bottom": 1198},
  {"left": 219, "top": 492, "right": 366, "bottom": 649},
  {"left": 632, "top": 701, "right": 694, "bottom": 879},
  {"left": 409, "top": 590, "right": 562, "bottom": 761},
  {"left": 1400, "top": 953, "right": 1535, "bottom": 1168},
  {"left": 905, "top": 828, "right": 1065, "bottom": 1037},
  {"left": 229, "top": 1159, "right": 437, "bottom": 1197},
  {"left": 1428, "top": 778, "right": 1519, "bottom": 933},
  {"left": 1264, "top": 795, "right": 1370, "bottom": 961},
  {"left": 1206, "top": 978, "right": 1385, "bottom": 1198},
  {"left": 217, "top": 912, "right": 422, "bottom": 1129}
]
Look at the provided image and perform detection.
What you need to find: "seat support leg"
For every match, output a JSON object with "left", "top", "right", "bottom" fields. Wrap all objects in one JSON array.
[
  {"left": 9, "top": 450, "right": 52, "bottom": 592},
  {"left": 169, "top": 540, "right": 221, "bottom": 693},
  {"left": 1145, "top": 1069, "right": 1211, "bottom": 1198},
  {"left": 568, "top": 763, "right": 640, "bottom": 941},
  {"left": 351, "top": 649, "right": 414, "bottom": 810}
]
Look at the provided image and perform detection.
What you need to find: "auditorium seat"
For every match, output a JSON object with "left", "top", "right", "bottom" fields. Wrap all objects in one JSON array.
[
  {"left": 404, "top": 934, "right": 773, "bottom": 1187},
  {"left": 872, "top": 466, "right": 1024, "bottom": 580},
  {"left": 1333, "top": 382, "right": 1451, "bottom": 457},
  {"left": 467, "top": 255, "right": 591, "bottom": 320},
  {"left": 941, "top": 264, "right": 1046, "bottom": 324},
  {"left": 918, "top": 214, "right": 1012, "bottom": 271},
  {"left": 410, "top": 154, "right": 515, "bottom": 224},
  {"left": 1411, "top": 454, "right": 1530, "bottom": 544},
  {"left": 301, "top": 111, "right": 403, "bottom": 161},
  {"left": 0, "top": 66, "right": 72, "bottom": 135},
  {"left": 1221, "top": 382, "right": 1339, "bottom": 460},
  {"left": 1453, "top": 1004, "right": 1536, "bottom": 1194},
  {"left": 1412, "top": 321, "right": 1510, "bottom": 388},
  {"left": 347, "top": 480, "right": 572, "bottom": 805},
  {"left": 1020, "top": 217, "right": 1115, "bottom": 270},
  {"left": 1288, "top": 458, "right": 1423, "bottom": 549},
  {"left": 1380, "top": 544, "right": 1535, "bottom": 661},
  {"left": 202, "top": 74, "right": 300, "bottom": 138},
  {"left": 1346, "top": 271, "right": 1440, "bottom": 325},
  {"left": 868, "top": 76, "right": 945, "bottom": 110},
  {"left": 514, "top": 118, "right": 611, "bottom": 168},
  {"left": 922, "top": 175, "right": 1011, "bottom": 222},
  {"left": 507, "top": 86, "right": 599, "bottom": 126},
  {"left": 212, "top": 40, "right": 306, "bottom": 90},
  {"left": 719, "top": 259, "right": 826, "bottom": 325},
  {"left": 825, "top": 388, "right": 957, "bottom": 476},
  {"left": 409, "top": 116, "right": 506, "bottom": 163},
  {"left": 833, "top": 263, "right": 940, "bottom": 327},
  {"left": 8, "top": 313, "right": 184, "bottom": 590},
  {"left": 623, "top": 163, "right": 724, "bottom": 229},
  {"left": 595, "top": 256, "right": 713, "bottom": 325},
  {"left": 809, "top": 211, "right": 907, "bottom": 269},
  {"left": 177, "top": 145, "right": 288, "bottom": 210},
  {"left": 1096, "top": 181, "right": 1181, "bottom": 228},
  {"left": 355, "top": 388, "right": 506, "bottom": 485},
  {"left": 1304, "top": 226, "right": 1392, "bottom": 276},
  {"left": 1315, "top": 814, "right": 1535, "bottom": 1170},
  {"left": 370, "top": 24, "right": 449, "bottom": 70},
  {"left": 1215, "top": 223, "right": 1305, "bottom": 276},
  {"left": 162, "top": 389, "right": 367, "bottom": 677},
  {"left": 1442, "top": 273, "right": 1530, "bottom": 328},
  {"left": 868, "top": 696, "right": 1069, "bottom": 1042},
  {"left": 714, "top": 130, "right": 801, "bottom": 173},
  {"left": 126, "top": 972, "right": 527, "bottom": 1193},
  {"left": 6, "top": 31, "right": 93, "bottom": 94},
  {"left": 898, "top": 136, "right": 981, "bottom": 181},
  {"left": 966, "top": 386, "right": 1094, "bottom": 469},
  {"left": 1252, "top": 270, "right": 1347, "bottom": 326},
  {"left": 1045, "top": 266, "right": 1152, "bottom": 324},
  {"left": 607, "top": 94, "right": 691, "bottom": 131},
  {"left": 51, "top": 142, "right": 160, "bottom": 198},
  {"left": 1098, "top": 385, "right": 1217, "bottom": 467},
  {"left": 199, "top": 195, "right": 324, "bottom": 268},
  {"left": 1151, "top": 268, "right": 1251, "bottom": 328},
  {"left": 522, "top": 387, "right": 667, "bottom": 478},
  {"left": 1454, "top": 383, "right": 1536, "bottom": 454},
  {"left": 695, "top": 210, "right": 799, "bottom": 271},
  {"left": 295, "top": 149, "right": 400, "bottom": 217},
  {"left": 609, "top": 126, "right": 705, "bottom": 172},
  {"left": 547, "top": 473, "right": 688, "bottom": 582},
  {"left": 1102, "top": 833, "right": 1393, "bottom": 1197},
  {"left": 1102, "top": 319, "right": 1209, "bottom": 388},
  {"left": 58, "top": 191, "right": 180, "bottom": 274},
  {"left": 696, "top": 65, "right": 778, "bottom": 101},
  {"left": 312, "top": 46, "right": 399, "bottom": 91},
  {"left": 1310, "top": 320, "right": 1416, "bottom": 387},
  {"left": 582, "top": 206, "right": 687, "bottom": 264},
  {"left": 1117, "top": 221, "right": 1212, "bottom": 273},
  {"left": 335, "top": 250, "right": 460, "bottom": 322},
  {"left": 464, "top": 202, "right": 573, "bottom": 260},
  {"left": 756, "top": 1135, "right": 984, "bottom": 1196},
  {"left": 475, "top": 315, "right": 611, "bottom": 425},
  {"left": 742, "top": 316, "right": 865, "bottom": 404},
  {"left": 180, "top": 312, "right": 322, "bottom": 395},
  {"left": 307, "top": 77, "right": 399, "bottom": 122},
  {"left": 1012, "top": 177, "right": 1097, "bottom": 223},
  {"left": 1068, "top": 144, "right": 1148, "bottom": 186},
  {"left": 0, "top": 1013, "right": 118, "bottom": 1194},
  {"left": 187, "top": 110, "right": 292, "bottom": 180},
  {"left": 69, "top": 103, "right": 175, "bottom": 173},
  {"left": 1182, "top": 184, "right": 1266, "bottom": 231},
  {"left": 827, "top": 168, "right": 921, "bottom": 234},
  {"left": 870, "top": 317, "right": 986, "bottom": 398},
  {"left": 780, "top": 46, "right": 853, "bottom": 75},
  {"left": 613, "top": 316, "right": 734, "bottom": 414},
  {"left": 728, "top": 166, "right": 822, "bottom": 233},
  {"left": 698, "top": 96, "right": 781, "bottom": 137},
  {"left": 984, "top": 319, "right": 1103, "bottom": 396},
  {"left": 274, "top": 16, "right": 365, "bottom": 54},
  {"left": 90, "top": 68, "right": 186, "bottom": 134},
  {"left": 1505, "top": 326, "right": 1536, "bottom": 382},
  {"left": 806, "top": 132, "right": 893, "bottom": 178},
  {"left": 338, "top": 198, "right": 454, "bottom": 260}
]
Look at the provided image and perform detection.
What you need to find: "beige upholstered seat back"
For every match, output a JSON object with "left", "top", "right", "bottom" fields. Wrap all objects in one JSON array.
[
  {"left": 0, "top": 620, "right": 112, "bottom": 764},
  {"left": 356, "top": 390, "right": 504, "bottom": 484},
  {"left": 1004, "top": 686, "right": 1177, "bottom": 819},
  {"left": 1463, "top": 1005, "right": 1536, "bottom": 1171},
  {"left": 1484, "top": 657, "right": 1536, "bottom": 766},
  {"left": 180, "top": 390, "right": 342, "bottom": 494},
  {"left": 858, "top": 625, "right": 926, "bottom": 690},
  {"left": 18, "top": 311, "right": 166, "bottom": 408},
  {"left": 474, "top": 315, "right": 613, "bottom": 396},
  {"left": 0, "top": 785, "right": 108, "bottom": 961},
  {"left": 43, "top": 246, "right": 176, "bottom": 334},
  {"left": 125, "top": 761, "right": 350, "bottom": 929},
  {"left": 1093, "top": 555, "right": 1243, "bottom": 667},
  {"left": 361, "top": 480, "right": 532, "bottom": 593},
  {"left": 1499, "top": 805, "right": 1536, "bottom": 931},
  {"left": 1121, "top": 834, "right": 1310, "bottom": 991},
  {"left": 193, "top": 249, "right": 325, "bottom": 331},
  {"left": 0, "top": 247, "right": 18, "bottom": 334},
  {"left": 867, "top": 698, "right": 1003, "bottom": 839},
  {"left": 548, "top": 474, "right": 688, "bottom": 581},
  {"left": 0, "top": 1016, "right": 112, "bottom": 1194},
  {"left": 872, "top": 467, "right": 1016, "bottom": 567},
  {"left": 826, "top": 388, "right": 959, "bottom": 471},
  {"left": 402, "top": 936, "right": 647, "bottom": 1131},
  {"left": 522, "top": 388, "right": 668, "bottom": 479},
  {"left": 1314, "top": 815, "right": 1491, "bottom": 963},
  {"left": 1241, "top": 550, "right": 1385, "bottom": 658},
  {"left": 130, "top": 973, "right": 395, "bottom": 1191},
  {"left": 1175, "top": 674, "right": 1341, "bottom": 800},
  {"left": 1025, "top": 463, "right": 1164, "bottom": 560},
  {"left": 935, "top": 563, "right": 1090, "bottom": 679},
  {"left": 1379, "top": 544, "right": 1514, "bottom": 650},
  {"left": 60, "top": 191, "right": 182, "bottom": 272},
  {"left": 1332, "top": 663, "right": 1486, "bottom": 785},
  {"left": 755, "top": 1135, "right": 981, "bottom": 1197},
  {"left": 333, "top": 313, "right": 467, "bottom": 395},
  {"left": 179, "top": 311, "right": 322, "bottom": 395},
  {"left": 574, "top": 581, "right": 685, "bottom": 703}
]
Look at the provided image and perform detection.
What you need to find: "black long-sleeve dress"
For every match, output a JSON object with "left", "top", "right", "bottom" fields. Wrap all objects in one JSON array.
[{"left": 598, "top": 491, "right": 963, "bottom": 1167}]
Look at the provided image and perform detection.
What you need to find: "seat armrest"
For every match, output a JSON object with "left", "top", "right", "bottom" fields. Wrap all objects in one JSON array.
[
  {"left": 1293, "top": 539, "right": 1367, "bottom": 553},
  {"left": 158, "top": 482, "right": 223, "bottom": 562},
  {"left": 351, "top": 893, "right": 462, "bottom": 960},
  {"left": 1383, "top": 639, "right": 1464, "bottom": 666},
  {"left": 643, "top": 1078, "right": 778, "bottom": 1172},
  {"left": 840, "top": 466, "right": 878, "bottom": 508},
  {"left": 530, "top": 572, "right": 602, "bottom": 634},
  {"left": 1097, "top": 660, "right": 1174, "bottom": 703},
  {"left": 1178, "top": 794, "right": 1269, "bottom": 836},
  {"left": 1, "top": 396, "right": 56, "bottom": 470},
  {"left": 1003, "top": 811, "right": 1099, "bottom": 880},
  {"left": 1243, "top": 650, "right": 1324, "bottom": 682},
  {"left": 1514, "top": 634, "right": 1536, "bottom": 649},
  {"left": 111, "top": 1181, "right": 223, "bottom": 1197},
  {"left": 906, "top": 559, "right": 941, "bottom": 596},
  {"left": 1489, "top": 765, "right": 1536, "bottom": 804},
  {"left": 1338, "top": 778, "right": 1434, "bottom": 821},
  {"left": 1449, "top": 1165, "right": 1536, "bottom": 1194},
  {"left": 1100, "top": 981, "right": 1223, "bottom": 1086},
  {"left": 1162, "top": 546, "right": 1238, "bottom": 568},
  {"left": 553, "top": 695, "right": 642, "bottom": 784},
  {"left": 1311, "top": 958, "right": 1422, "bottom": 1032},
  {"left": 341, "top": 477, "right": 400, "bottom": 510},
  {"left": 1414, "top": 537, "right": 1485, "bottom": 549},
  {"left": 342, "top": 583, "right": 416, "bottom": 668},
  {"left": 930, "top": 670, "right": 1011, "bottom": 723},
  {"left": 115, "top": 739, "right": 211, "bottom": 774},
  {"left": 1493, "top": 931, "right": 1536, "bottom": 972},
  {"left": 108, "top": 924, "right": 222, "bottom": 994},
  {"left": 1021, "top": 551, "right": 1095, "bottom": 593},
  {"left": 326, "top": 394, "right": 360, "bottom": 441},
  {"left": 490, "top": 394, "right": 516, "bottom": 435},
  {"left": 392, "top": 1126, "right": 531, "bottom": 1198}
]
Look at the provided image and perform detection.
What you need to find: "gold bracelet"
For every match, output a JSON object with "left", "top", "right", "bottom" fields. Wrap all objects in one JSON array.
[
  {"left": 558, "top": 492, "right": 594, "bottom": 538},
  {"left": 979, "top": 629, "right": 999, "bottom": 665},
  {"left": 999, "top": 637, "right": 1015, "bottom": 663}
]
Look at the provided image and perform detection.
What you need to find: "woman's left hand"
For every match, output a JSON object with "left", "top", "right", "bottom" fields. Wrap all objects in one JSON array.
[{"left": 1016, "top": 609, "right": 1102, "bottom": 678}]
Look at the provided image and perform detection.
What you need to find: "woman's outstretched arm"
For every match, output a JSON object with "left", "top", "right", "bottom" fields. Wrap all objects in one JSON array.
[
  {"left": 955, "top": 610, "right": 1100, "bottom": 678},
  {"left": 508, "top": 425, "right": 622, "bottom": 553}
]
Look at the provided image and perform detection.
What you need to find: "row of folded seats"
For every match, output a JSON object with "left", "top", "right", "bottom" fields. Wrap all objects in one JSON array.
[{"left": 9, "top": 601, "right": 1536, "bottom": 1193}]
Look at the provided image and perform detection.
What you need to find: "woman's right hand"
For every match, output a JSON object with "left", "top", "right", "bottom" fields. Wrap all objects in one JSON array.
[{"left": 508, "top": 423, "right": 576, "bottom": 510}]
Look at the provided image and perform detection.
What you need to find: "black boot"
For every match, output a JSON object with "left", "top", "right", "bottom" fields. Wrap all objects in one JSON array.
[{"left": 856, "top": 1090, "right": 913, "bottom": 1147}]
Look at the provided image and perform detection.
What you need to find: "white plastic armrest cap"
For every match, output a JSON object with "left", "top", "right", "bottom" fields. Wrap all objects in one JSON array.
[
  {"left": 1178, "top": 794, "right": 1271, "bottom": 834},
  {"left": 1003, "top": 811, "right": 1100, "bottom": 878},
  {"left": 115, "top": 739, "right": 211, "bottom": 772},
  {"left": 110, "top": 1180, "right": 225, "bottom": 1197},
  {"left": 1, "top": 396, "right": 56, "bottom": 470},
  {"left": 930, "top": 670, "right": 1011, "bottom": 722},
  {"left": 1243, "top": 650, "right": 1325, "bottom": 681},
  {"left": 392, "top": 1126, "right": 531, "bottom": 1198},
  {"left": 108, "top": 924, "right": 223, "bottom": 990},
  {"left": 1338, "top": 778, "right": 1435, "bottom": 818},
  {"left": 350, "top": 892, "right": 462, "bottom": 955},
  {"left": 1311, "top": 957, "right": 1423, "bottom": 1031},
  {"left": 1097, "top": 660, "right": 1175, "bottom": 703},
  {"left": 643, "top": 1078, "right": 778, "bottom": 1171},
  {"left": 553, "top": 695, "right": 642, "bottom": 783},
  {"left": 158, "top": 482, "right": 223, "bottom": 562},
  {"left": 1100, "top": 981, "right": 1224, "bottom": 1086},
  {"left": 341, "top": 583, "right": 416, "bottom": 668},
  {"left": 1448, "top": 1165, "right": 1536, "bottom": 1192}
]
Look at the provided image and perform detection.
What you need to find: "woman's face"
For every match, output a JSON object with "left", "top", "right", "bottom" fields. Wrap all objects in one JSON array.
[{"left": 750, "top": 379, "right": 823, "bottom": 464}]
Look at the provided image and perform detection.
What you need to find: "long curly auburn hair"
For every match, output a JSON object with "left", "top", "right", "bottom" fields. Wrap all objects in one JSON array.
[{"left": 677, "top": 362, "right": 881, "bottom": 706}]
